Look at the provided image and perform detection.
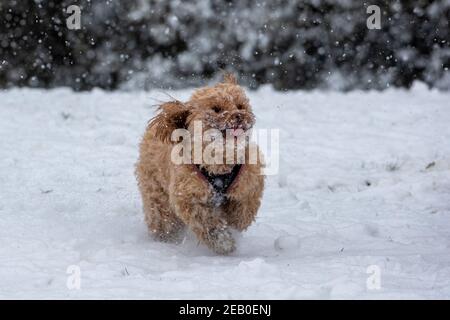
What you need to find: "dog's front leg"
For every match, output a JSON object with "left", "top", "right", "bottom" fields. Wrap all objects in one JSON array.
[
  {"left": 225, "top": 172, "right": 265, "bottom": 231},
  {"left": 172, "top": 196, "right": 236, "bottom": 255}
]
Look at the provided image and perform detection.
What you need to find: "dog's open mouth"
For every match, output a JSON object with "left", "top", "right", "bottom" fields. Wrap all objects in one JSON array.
[{"left": 220, "top": 126, "right": 250, "bottom": 139}]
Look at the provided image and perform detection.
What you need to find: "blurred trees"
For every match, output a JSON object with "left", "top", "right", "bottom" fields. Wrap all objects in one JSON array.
[{"left": 0, "top": 0, "right": 449, "bottom": 91}]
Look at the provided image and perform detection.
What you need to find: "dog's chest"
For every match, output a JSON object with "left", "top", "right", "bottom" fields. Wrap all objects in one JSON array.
[{"left": 195, "top": 165, "right": 242, "bottom": 207}]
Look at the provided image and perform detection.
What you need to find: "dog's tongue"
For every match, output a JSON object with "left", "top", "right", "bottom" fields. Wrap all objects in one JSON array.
[{"left": 231, "top": 128, "right": 244, "bottom": 137}]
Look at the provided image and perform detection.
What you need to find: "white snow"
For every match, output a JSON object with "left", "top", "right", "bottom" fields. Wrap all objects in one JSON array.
[{"left": 1, "top": 84, "right": 449, "bottom": 299}]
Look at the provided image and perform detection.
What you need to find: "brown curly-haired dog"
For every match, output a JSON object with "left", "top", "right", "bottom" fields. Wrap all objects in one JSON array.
[{"left": 136, "top": 74, "right": 264, "bottom": 254}]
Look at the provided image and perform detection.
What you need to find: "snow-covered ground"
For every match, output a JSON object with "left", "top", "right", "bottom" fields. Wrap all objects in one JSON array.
[{"left": 0, "top": 84, "right": 449, "bottom": 299}]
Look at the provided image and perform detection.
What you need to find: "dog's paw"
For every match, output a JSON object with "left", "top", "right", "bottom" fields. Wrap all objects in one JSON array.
[
  {"left": 149, "top": 223, "right": 186, "bottom": 244},
  {"left": 207, "top": 227, "right": 236, "bottom": 255}
]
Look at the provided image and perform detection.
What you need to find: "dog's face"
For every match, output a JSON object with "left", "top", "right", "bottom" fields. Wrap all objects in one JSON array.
[
  {"left": 187, "top": 80, "right": 255, "bottom": 136},
  {"left": 148, "top": 74, "right": 255, "bottom": 174}
]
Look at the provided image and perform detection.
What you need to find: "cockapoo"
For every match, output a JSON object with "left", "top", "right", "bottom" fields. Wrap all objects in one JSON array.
[{"left": 136, "top": 74, "right": 264, "bottom": 254}]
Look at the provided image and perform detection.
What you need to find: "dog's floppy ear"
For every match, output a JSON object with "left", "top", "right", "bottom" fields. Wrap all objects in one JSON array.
[
  {"left": 223, "top": 72, "right": 238, "bottom": 85},
  {"left": 148, "top": 101, "right": 190, "bottom": 143}
]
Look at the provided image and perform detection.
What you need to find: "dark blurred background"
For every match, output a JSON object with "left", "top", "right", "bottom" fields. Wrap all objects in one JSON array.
[{"left": 0, "top": 0, "right": 449, "bottom": 91}]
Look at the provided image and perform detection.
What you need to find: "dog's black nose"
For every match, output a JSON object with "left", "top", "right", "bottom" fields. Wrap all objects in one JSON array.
[{"left": 232, "top": 113, "right": 242, "bottom": 124}]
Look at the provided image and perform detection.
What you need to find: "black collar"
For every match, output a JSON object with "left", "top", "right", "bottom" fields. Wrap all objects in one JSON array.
[{"left": 195, "top": 164, "right": 242, "bottom": 195}]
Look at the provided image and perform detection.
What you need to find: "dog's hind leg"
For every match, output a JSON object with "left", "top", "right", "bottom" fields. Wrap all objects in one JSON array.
[
  {"left": 144, "top": 200, "right": 185, "bottom": 243},
  {"left": 138, "top": 177, "right": 185, "bottom": 243}
]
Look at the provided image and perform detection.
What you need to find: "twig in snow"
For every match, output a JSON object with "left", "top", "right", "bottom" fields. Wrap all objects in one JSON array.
[{"left": 425, "top": 161, "right": 436, "bottom": 170}]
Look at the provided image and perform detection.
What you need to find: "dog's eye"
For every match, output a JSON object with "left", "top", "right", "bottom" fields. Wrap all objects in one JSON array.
[
  {"left": 212, "top": 106, "right": 222, "bottom": 113},
  {"left": 236, "top": 104, "right": 245, "bottom": 110}
]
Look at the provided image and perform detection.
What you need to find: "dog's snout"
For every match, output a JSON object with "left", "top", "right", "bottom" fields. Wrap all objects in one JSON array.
[
  {"left": 229, "top": 112, "right": 243, "bottom": 126},
  {"left": 227, "top": 111, "right": 253, "bottom": 130}
]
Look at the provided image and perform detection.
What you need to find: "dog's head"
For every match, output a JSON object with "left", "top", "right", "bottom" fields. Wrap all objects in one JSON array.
[
  {"left": 187, "top": 73, "right": 255, "bottom": 135},
  {"left": 148, "top": 73, "right": 255, "bottom": 173}
]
